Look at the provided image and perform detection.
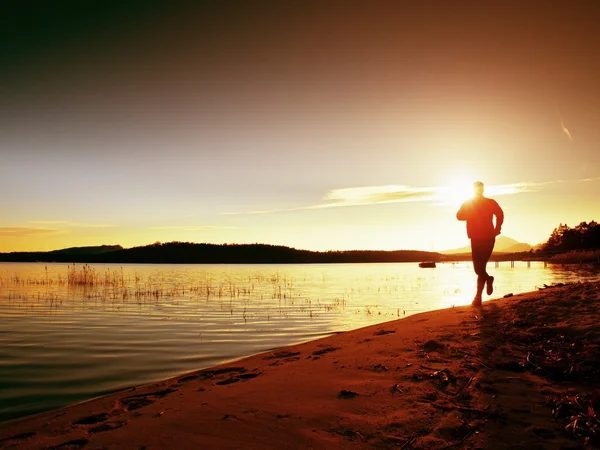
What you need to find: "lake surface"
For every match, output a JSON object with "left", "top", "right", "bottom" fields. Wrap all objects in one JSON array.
[{"left": 1, "top": 261, "right": 599, "bottom": 422}]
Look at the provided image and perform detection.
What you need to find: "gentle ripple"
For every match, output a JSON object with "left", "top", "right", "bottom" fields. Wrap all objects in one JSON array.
[{"left": 0, "top": 261, "right": 599, "bottom": 422}]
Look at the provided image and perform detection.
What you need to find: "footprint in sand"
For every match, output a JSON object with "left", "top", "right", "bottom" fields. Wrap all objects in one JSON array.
[
  {"left": 374, "top": 329, "right": 395, "bottom": 336},
  {"left": 0, "top": 432, "right": 37, "bottom": 447},
  {"left": 88, "top": 420, "right": 128, "bottom": 434},
  {"left": 337, "top": 390, "right": 358, "bottom": 399},
  {"left": 264, "top": 350, "right": 302, "bottom": 365},
  {"left": 176, "top": 374, "right": 200, "bottom": 383},
  {"left": 312, "top": 346, "right": 340, "bottom": 356},
  {"left": 72, "top": 412, "right": 128, "bottom": 435},
  {"left": 118, "top": 387, "right": 178, "bottom": 411},
  {"left": 370, "top": 364, "right": 389, "bottom": 372},
  {"left": 198, "top": 367, "right": 247, "bottom": 379},
  {"left": 216, "top": 372, "right": 262, "bottom": 385},
  {"left": 265, "top": 350, "right": 301, "bottom": 359},
  {"left": 73, "top": 412, "right": 110, "bottom": 425},
  {"left": 422, "top": 340, "right": 446, "bottom": 352},
  {"left": 46, "top": 438, "right": 89, "bottom": 450}
]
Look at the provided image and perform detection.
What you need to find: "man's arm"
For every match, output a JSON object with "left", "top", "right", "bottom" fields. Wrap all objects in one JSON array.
[
  {"left": 493, "top": 201, "right": 504, "bottom": 235},
  {"left": 456, "top": 201, "right": 469, "bottom": 221}
]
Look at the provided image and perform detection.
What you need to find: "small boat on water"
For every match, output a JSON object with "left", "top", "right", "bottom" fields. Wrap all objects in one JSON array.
[{"left": 418, "top": 261, "right": 436, "bottom": 268}]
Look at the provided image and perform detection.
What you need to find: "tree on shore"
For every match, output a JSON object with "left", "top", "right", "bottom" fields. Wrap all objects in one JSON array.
[{"left": 542, "top": 221, "right": 600, "bottom": 253}]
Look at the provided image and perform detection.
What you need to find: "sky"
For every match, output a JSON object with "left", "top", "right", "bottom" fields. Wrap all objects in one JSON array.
[{"left": 1, "top": 1, "right": 600, "bottom": 252}]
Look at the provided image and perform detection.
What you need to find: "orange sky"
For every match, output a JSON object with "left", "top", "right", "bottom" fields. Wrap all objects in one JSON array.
[{"left": 1, "top": 2, "right": 600, "bottom": 252}]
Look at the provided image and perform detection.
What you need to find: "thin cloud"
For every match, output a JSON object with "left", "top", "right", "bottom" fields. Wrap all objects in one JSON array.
[
  {"left": 431, "top": 181, "right": 549, "bottom": 207},
  {"left": 29, "top": 221, "right": 115, "bottom": 228},
  {"left": 224, "top": 185, "right": 438, "bottom": 215},
  {"left": 561, "top": 121, "right": 573, "bottom": 141},
  {"left": 555, "top": 102, "right": 574, "bottom": 142},
  {"left": 478, "top": 181, "right": 554, "bottom": 196},
  {"left": 225, "top": 182, "right": 540, "bottom": 215},
  {"left": 324, "top": 185, "right": 438, "bottom": 204},
  {"left": 69, "top": 223, "right": 115, "bottom": 228},
  {"left": 0, "top": 227, "right": 64, "bottom": 237},
  {"left": 149, "top": 225, "right": 234, "bottom": 231},
  {"left": 225, "top": 178, "right": 596, "bottom": 215},
  {"left": 28, "top": 220, "right": 68, "bottom": 225}
]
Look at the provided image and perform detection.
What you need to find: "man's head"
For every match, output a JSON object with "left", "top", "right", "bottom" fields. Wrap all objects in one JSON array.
[{"left": 473, "top": 181, "right": 484, "bottom": 197}]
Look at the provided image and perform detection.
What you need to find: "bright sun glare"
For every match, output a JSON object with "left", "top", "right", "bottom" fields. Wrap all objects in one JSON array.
[{"left": 442, "top": 176, "right": 475, "bottom": 205}]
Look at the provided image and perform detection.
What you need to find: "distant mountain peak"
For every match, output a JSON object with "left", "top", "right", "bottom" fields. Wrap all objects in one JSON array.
[
  {"left": 441, "top": 236, "right": 532, "bottom": 254},
  {"left": 50, "top": 245, "right": 123, "bottom": 255}
]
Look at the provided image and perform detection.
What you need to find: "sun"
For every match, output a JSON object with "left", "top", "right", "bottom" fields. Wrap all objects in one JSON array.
[{"left": 442, "top": 175, "right": 476, "bottom": 205}]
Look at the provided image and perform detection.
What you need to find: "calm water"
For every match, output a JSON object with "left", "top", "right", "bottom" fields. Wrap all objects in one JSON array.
[{"left": 1, "top": 261, "right": 598, "bottom": 422}]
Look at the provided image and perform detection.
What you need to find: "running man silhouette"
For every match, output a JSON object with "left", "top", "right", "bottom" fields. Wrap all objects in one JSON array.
[{"left": 456, "top": 181, "right": 504, "bottom": 306}]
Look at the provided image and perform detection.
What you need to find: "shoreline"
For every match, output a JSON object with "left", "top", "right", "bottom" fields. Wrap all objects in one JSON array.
[{"left": 2, "top": 282, "right": 599, "bottom": 449}]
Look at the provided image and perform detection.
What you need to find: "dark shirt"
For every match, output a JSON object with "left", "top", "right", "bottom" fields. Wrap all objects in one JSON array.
[{"left": 456, "top": 196, "right": 504, "bottom": 240}]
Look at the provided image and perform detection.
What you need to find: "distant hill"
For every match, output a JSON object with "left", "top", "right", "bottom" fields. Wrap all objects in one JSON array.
[
  {"left": 49, "top": 245, "right": 123, "bottom": 256},
  {"left": 0, "top": 240, "right": 539, "bottom": 264},
  {"left": 441, "top": 236, "right": 532, "bottom": 255},
  {"left": 0, "top": 245, "right": 123, "bottom": 262},
  {"left": 0, "top": 242, "right": 442, "bottom": 264}
]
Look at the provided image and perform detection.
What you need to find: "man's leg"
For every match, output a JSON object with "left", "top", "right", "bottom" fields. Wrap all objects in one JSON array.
[
  {"left": 471, "top": 240, "right": 486, "bottom": 304},
  {"left": 471, "top": 239, "right": 495, "bottom": 304},
  {"left": 480, "top": 239, "right": 496, "bottom": 295}
]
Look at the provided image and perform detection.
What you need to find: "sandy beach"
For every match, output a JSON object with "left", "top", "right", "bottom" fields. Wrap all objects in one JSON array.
[{"left": 1, "top": 281, "right": 599, "bottom": 450}]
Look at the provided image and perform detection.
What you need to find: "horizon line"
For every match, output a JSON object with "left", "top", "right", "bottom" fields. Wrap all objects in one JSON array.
[{"left": 0, "top": 236, "right": 535, "bottom": 255}]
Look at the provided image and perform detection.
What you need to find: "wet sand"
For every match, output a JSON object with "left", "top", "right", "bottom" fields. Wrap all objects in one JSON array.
[{"left": 1, "top": 281, "right": 599, "bottom": 449}]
